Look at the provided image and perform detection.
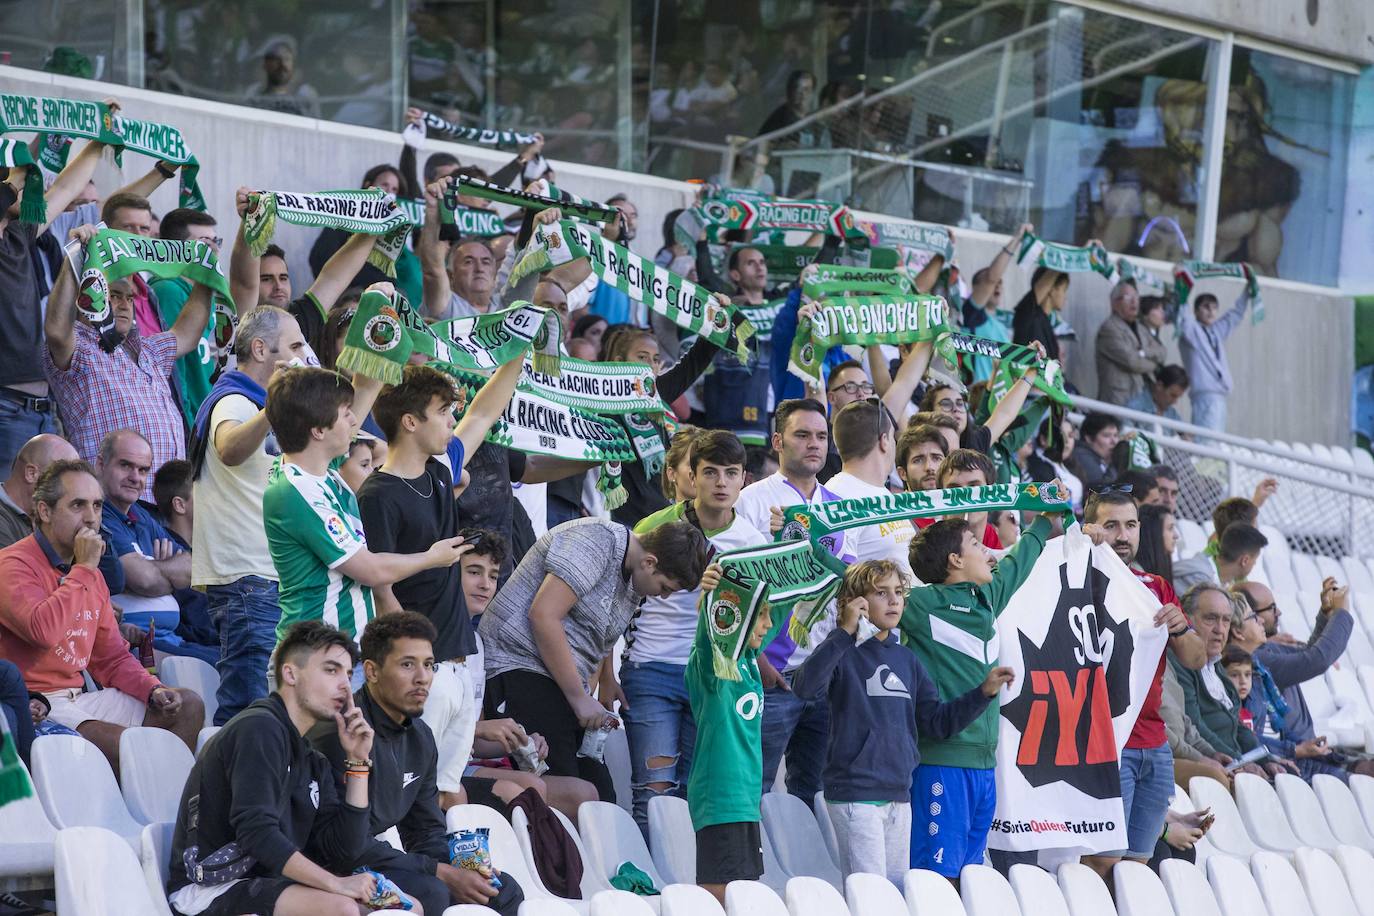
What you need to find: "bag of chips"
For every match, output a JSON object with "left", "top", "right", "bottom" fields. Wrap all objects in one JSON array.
[
  {"left": 447, "top": 827, "right": 503, "bottom": 888},
  {"left": 355, "top": 868, "right": 415, "bottom": 911}
]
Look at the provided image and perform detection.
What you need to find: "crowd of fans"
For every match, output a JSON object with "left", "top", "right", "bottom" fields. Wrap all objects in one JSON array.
[{"left": 0, "top": 87, "right": 1328, "bottom": 916}]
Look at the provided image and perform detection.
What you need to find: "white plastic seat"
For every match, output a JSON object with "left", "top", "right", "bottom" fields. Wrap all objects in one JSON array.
[
  {"left": 119, "top": 727, "right": 195, "bottom": 825},
  {"left": 0, "top": 763, "right": 59, "bottom": 891},
  {"left": 1250, "top": 850, "right": 1315, "bottom": 916},
  {"left": 1055, "top": 863, "right": 1115, "bottom": 916},
  {"left": 518, "top": 901, "right": 581, "bottom": 916},
  {"left": 1206, "top": 854, "right": 1267, "bottom": 916},
  {"left": 785, "top": 875, "right": 851, "bottom": 916},
  {"left": 959, "top": 864, "right": 1021, "bottom": 916},
  {"left": 578, "top": 800, "right": 668, "bottom": 892},
  {"left": 1268, "top": 562, "right": 1301, "bottom": 600},
  {"left": 1317, "top": 554, "right": 1346, "bottom": 584},
  {"left": 590, "top": 889, "right": 657, "bottom": 916},
  {"left": 511, "top": 804, "right": 612, "bottom": 901},
  {"left": 55, "top": 825, "right": 163, "bottom": 915},
  {"left": 1294, "top": 846, "right": 1360, "bottom": 916},
  {"left": 1168, "top": 782, "right": 1217, "bottom": 869},
  {"left": 661, "top": 882, "right": 726, "bottom": 916},
  {"left": 762, "top": 793, "right": 844, "bottom": 888},
  {"left": 1352, "top": 775, "right": 1374, "bottom": 835},
  {"left": 139, "top": 821, "right": 174, "bottom": 916},
  {"left": 1112, "top": 860, "right": 1174, "bottom": 916},
  {"left": 1315, "top": 775, "right": 1374, "bottom": 850},
  {"left": 761, "top": 824, "right": 794, "bottom": 892},
  {"left": 32, "top": 734, "right": 143, "bottom": 846},
  {"left": 449, "top": 906, "right": 510, "bottom": 915},
  {"left": 1276, "top": 773, "right": 1342, "bottom": 850},
  {"left": 195, "top": 725, "right": 220, "bottom": 755},
  {"left": 1344, "top": 557, "right": 1374, "bottom": 594},
  {"left": 726, "top": 880, "right": 789, "bottom": 916},
  {"left": 812, "top": 793, "right": 842, "bottom": 869},
  {"left": 906, "top": 868, "right": 969, "bottom": 916},
  {"left": 1293, "top": 554, "right": 1326, "bottom": 596},
  {"left": 157, "top": 656, "right": 219, "bottom": 726},
  {"left": 1334, "top": 845, "right": 1374, "bottom": 916},
  {"left": 1158, "top": 859, "right": 1221, "bottom": 916},
  {"left": 647, "top": 795, "right": 696, "bottom": 886},
  {"left": 1008, "top": 863, "right": 1070, "bottom": 916},
  {"left": 1189, "top": 777, "right": 1259, "bottom": 858},
  {"left": 446, "top": 804, "right": 588, "bottom": 914},
  {"left": 1233, "top": 772, "right": 1302, "bottom": 852},
  {"left": 846, "top": 872, "right": 907, "bottom": 916},
  {"left": 1175, "top": 519, "right": 1208, "bottom": 560},
  {"left": 603, "top": 727, "right": 633, "bottom": 814}
]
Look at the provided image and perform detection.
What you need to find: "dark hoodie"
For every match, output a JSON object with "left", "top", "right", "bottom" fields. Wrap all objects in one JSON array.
[
  {"left": 792, "top": 628, "right": 991, "bottom": 802},
  {"left": 168, "top": 693, "right": 370, "bottom": 894}
]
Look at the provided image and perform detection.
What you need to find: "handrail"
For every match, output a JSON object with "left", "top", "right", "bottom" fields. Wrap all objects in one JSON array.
[{"left": 1068, "top": 393, "right": 1374, "bottom": 483}]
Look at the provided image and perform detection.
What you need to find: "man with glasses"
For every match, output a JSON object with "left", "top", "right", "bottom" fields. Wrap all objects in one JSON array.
[
  {"left": 1168, "top": 584, "right": 1276, "bottom": 779},
  {"left": 154, "top": 208, "right": 226, "bottom": 427},
  {"left": 1235, "top": 578, "right": 1374, "bottom": 781}
]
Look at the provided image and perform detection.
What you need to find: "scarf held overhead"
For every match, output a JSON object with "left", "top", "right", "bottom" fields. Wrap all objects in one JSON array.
[
  {"left": 1174, "top": 261, "right": 1263, "bottom": 324},
  {"left": 510, "top": 218, "right": 753, "bottom": 360},
  {"left": 243, "top": 189, "right": 411, "bottom": 277},
  {"left": 449, "top": 174, "right": 618, "bottom": 224},
  {"left": 79, "top": 228, "right": 233, "bottom": 329},
  {"left": 696, "top": 190, "right": 867, "bottom": 242},
  {"left": 419, "top": 111, "right": 538, "bottom": 148},
  {"left": 787, "top": 294, "right": 949, "bottom": 386},
  {"left": 1017, "top": 232, "right": 1114, "bottom": 277}
]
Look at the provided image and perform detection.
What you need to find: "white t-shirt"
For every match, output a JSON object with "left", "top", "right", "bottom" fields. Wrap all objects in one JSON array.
[
  {"left": 628, "top": 505, "right": 766, "bottom": 665},
  {"left": 191, "top": 394, "right": 279, "bottom": 586},
  {"left": 825, "top": 471, "right": 915, "bottom": 581}
]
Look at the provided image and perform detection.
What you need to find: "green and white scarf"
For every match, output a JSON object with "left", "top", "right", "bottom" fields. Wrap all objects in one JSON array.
[
  {"left": 1125, "top": 431, "right": 1160, "bottom": 470},
  {"left": 939, "top": 333, "right": 1072, "bottom": 406},
  {"left": 79, "top": 228, "right": 233, "bottom": 327},
  {"left": 110, "top": 114, "right": 205, "bottom": 211},
  {"left": 696, "top": 190, "right": 866, "bottom": 241},
  {"left": 736, "top": 243, "right": 821, "bottom": 279},
  {"left": 856, "top": 219, "right": 955, "bottom": 261},
  {"left": 1017, "top": 232, "right": 1114, "bottom": 277},
  {"left": 0, "top": 714, "right": 33, "bottom": 806},
  {"left": 436, "top": 362, "right": 635, "bottom": 463},
  {"left": 521, "top": 356, "right": 663, "bottom": 415},
  {"left": 420, "top": 112, "right": 537, "bottom": 148},
  {"left": 0, "top": 139, "right": 42, "bottom": 224},
  {"left": 735, "top": 299, "right": 787, "bottom": 345},
  {"left": 510, "top": 218, "right": 753, "bottom": 360},
  {"left": 801, "top": 265, "right": 915, "bottom": 300},
  {"left": 1114, "top": 258, "right": 1169, "bottom": 298},
  {"left": 243, "top": 189, "right": 411, "bottom": 277},
  {"left": 788, "top": 294, "right": 949, "bottom": 386},
  {"left": 1174, "top": 261, "right": 1263, "bottom": 325},
  {"left": 450, "top": 174, "right": 617, "bottom": 224},
  {"left": 702, "top": 539, "right": 844, "bottom": 680},
  {"left": 777, "top": 481, "right": 1074, "bottom": 641},
  {"left": 440, "top": 203, "right": 506, "bottom": 239}
]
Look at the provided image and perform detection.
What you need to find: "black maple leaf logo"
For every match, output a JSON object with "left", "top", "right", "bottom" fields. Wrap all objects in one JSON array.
[{"left": 1000, "top": 560, "right": 1135, "bottom": 800}]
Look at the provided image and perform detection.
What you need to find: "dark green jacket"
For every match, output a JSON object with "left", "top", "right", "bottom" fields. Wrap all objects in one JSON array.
[{"left": 1167, "top": 652, "right": 1259, "bottom": 759}]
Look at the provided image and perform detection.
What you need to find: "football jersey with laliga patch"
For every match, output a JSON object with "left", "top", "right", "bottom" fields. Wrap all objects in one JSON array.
[
  {"left": 265, "top": 455, "right": 374, "bottom": 645},
  {"left": 896, "top": 516, "right": 1051, "bottom": 769}
]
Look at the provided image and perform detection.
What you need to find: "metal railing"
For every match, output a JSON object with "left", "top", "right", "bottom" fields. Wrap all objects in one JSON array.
[{"left": 1067, "top": 394, "right": 1374, "bottom": 560}]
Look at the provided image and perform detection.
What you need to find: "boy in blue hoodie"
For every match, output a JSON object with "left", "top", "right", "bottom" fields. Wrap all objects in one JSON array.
[{"left": 792, "top": 559, "right": 1013, "bottom": 885}]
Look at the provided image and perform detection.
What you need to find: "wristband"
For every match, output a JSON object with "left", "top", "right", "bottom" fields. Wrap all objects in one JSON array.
[
  {"left": 344, "top": 758, "right": 372, "bottom": 770},
  {"left": 155, "top": 161, "right": 177, "bottom": 179},
  {"left": 1002, "top": 246, "right": 1016, "bottom": 255},
  {"left": 1168, "top": 624, "right": 1193, "bottom": 638},
  {"left": 1162, "top": 823, "right": 1170, "bottom": 840}
]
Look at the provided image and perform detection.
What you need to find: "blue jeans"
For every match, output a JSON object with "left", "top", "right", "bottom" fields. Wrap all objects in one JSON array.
[
  {"left": 206, "top": 577, "right": 280, "bottom": 725},
  {"left": 0, "top": 392, "right": 56, "bottom": 484},
  {"left": 1190, "top": 391, "right": 1228, "bottom": 432},
  {"left": 1111, "top": 742, "right": 1174, "bottom": 859},
  {"left": 621, "top": 660, "right": 696, "bottom": 832},
  {"left": 760, "top": 673, "right": 830, "bottom": 803}
]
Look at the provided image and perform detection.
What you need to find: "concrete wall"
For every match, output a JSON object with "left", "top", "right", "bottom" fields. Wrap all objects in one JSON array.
[
  {"left": 1116, "top": 0, "right": 1374, "bottom": 64},
  {"left": 2, "top": 64, "right": 1353, "bottom": 445}
]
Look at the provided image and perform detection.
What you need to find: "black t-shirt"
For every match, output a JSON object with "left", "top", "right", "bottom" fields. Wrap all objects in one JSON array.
[
  {"left": 357, "top": 459, "right": 477, "bottom": 659},
  {"left": 0, "top": 221, "right": 44, "bottom": 386},
  {"left": 455, "top": 441, "right": 526, "bottom": 577},
  {"left": 960, "top": 423, "right": 994, "bottom": 457},
  {"left": 289, "top": 293, "right": 326, "bottom": 358}
]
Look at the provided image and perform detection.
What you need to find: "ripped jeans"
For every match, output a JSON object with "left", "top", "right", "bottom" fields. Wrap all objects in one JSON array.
[{"left": 621, "top": 660, "right": 696, "bottom": 834}]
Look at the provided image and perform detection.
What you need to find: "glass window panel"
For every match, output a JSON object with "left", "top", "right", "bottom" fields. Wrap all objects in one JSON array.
[
  {"left": 1220, "top": 48, "right": 1352, "bottom": 284},
  {"left": 0, "top": 0, "right": 130, "bottom": 84}
]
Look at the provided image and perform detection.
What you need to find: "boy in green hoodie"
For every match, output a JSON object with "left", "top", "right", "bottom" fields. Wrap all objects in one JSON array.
[{"left": 898, "top": 511, "right": 1054, "bottom": 877}]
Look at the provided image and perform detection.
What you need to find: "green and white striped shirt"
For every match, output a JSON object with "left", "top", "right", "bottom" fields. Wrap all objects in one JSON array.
[{"left": 265, "top": 457, "right": 374, "bottom": 645}]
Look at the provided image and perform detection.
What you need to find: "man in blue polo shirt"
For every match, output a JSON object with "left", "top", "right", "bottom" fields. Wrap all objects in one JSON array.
[{"left": 96, "top": 428, "right": 218, "bottom": 664}]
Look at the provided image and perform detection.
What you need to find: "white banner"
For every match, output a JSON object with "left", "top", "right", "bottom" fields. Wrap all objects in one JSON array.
[{"left": 988, "top": 528, "right": 1167, "bottom": 853}]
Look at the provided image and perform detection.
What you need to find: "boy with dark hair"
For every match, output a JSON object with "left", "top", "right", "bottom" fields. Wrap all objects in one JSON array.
[
  {"left": 896, "top": 424, "right": 949, "bottom": 493},
  {"left": 899, "top": 499, "right": 1057, "bottom": 878},
  {"left": 1221, "top": 644, "right": 1255, "bottom": 731},
  {"left": 153, "top": 458, "right": 195, "bottom": 547},
  {"left": 1210, "top": 497, "right": 1258, "bottom": 543},
  {"left": 620, "top": 430, "right": 766, "bottom": 827},
  {"left": 357, "top": 360, "right": 521, "bottom": 805},
  {"left": 310, "top": 612, "right": 525, "bottom": 915},
  {"left": 168, "top": 620, "right": 377, "bottom": 916},
  {"left": 263, "top": 359, "right": 469, "bottom": 651},
  {"left": 910, "top": 449, "right": 1004, "bottom": 550},
  {"left": 1173, "top": 522, "right": 1268, "bottom": 594}
]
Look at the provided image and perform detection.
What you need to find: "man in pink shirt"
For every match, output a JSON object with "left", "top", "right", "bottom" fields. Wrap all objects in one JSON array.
[{"left": 0, "top": 459, "right": 202, "bottom": 772}]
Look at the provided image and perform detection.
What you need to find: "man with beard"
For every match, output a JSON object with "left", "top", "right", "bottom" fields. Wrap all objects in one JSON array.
[
  {"left": 736, "top": 398, "right": 852, "bottom": 803},
  {"left": 895, "top": 423, "right": 949, "bottom": 495},
  {"left": 311, "top": 612, "right": 524, "bottom": 914},
  {"left": 1078, "top": 489, "right": 1205, "bottom": 880},
  {"left": 1233, "top": 578, "right": 1374, "bottom": 781}
]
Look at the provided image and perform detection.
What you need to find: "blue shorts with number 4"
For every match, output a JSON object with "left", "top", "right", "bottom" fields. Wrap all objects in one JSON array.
[{"left": 909, "top": 764, "right": 996, "bottom": 877}]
